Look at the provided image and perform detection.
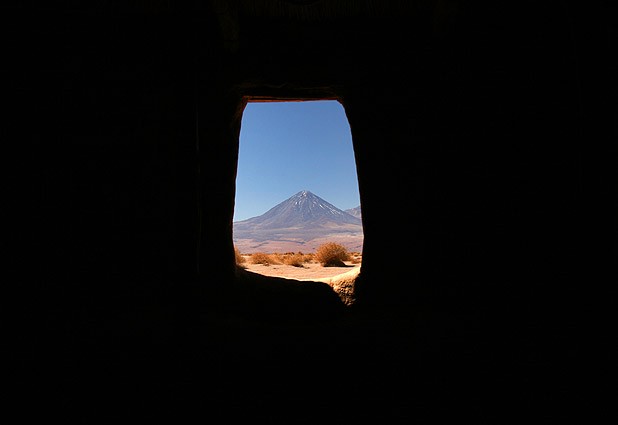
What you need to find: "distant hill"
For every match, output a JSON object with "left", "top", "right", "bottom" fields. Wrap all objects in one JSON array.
[
  {"left": 233, "top": 190, "right": 363, "bottom": 253},
  {"left": 345, "top": 206, "right": 362, "bottom": 219}
]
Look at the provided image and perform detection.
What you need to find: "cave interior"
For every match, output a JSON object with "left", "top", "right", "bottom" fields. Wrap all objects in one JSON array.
[{"left": 11, "top": 1, "right": 616, "bottom": 423}]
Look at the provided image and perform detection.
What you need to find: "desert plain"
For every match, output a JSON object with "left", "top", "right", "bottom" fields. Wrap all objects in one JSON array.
[{"left": 239, "top": 254, "right": 361, "bottom": 280}]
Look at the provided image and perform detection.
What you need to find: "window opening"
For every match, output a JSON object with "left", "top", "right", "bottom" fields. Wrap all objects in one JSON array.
[{"left": 233, "top": 100, "right": 363, "bottom": 280}]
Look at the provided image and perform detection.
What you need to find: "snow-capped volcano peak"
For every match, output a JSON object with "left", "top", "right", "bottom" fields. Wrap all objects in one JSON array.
[
  {"left": 233, "top": 190, "right": 363, "bottom": 253},
  {"left": 234, "top": 190, "right": 361, "bottom": 229}
]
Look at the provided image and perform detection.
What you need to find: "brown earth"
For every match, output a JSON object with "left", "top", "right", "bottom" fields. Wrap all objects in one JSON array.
[
  {"left": 239, "top": 255, "right": 361, "bottom": 280},
  {"left": 236, "top": 257, "right": 362, "bottom": 306}
]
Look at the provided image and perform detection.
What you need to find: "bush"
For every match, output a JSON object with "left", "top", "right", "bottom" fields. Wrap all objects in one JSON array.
[
  {"left": 314, "top": 242, "right": 351, "bottom": 267},
  {"left": 283, "top": 252, "right": 307, "bottom": 267},
  {"left": 234, "top": 246, "right": 246, "bottom": 267},
  {"left": 250, "top": 252, "right": 277, "bottom": 265}
]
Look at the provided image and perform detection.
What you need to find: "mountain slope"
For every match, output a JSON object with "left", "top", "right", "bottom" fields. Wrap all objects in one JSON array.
[
  {"left": 235, "top": 190, "right": 360, "bottom": 230},
  {"left": 345, "top": 206, "right": 362, "bottom": 219},
  {"left": 233, "top": 190, "right": 363, "bottom": 253}
]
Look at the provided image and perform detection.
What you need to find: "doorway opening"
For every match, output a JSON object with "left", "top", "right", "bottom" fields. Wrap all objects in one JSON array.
[{"left": 233, "top": 100, "right": 363, "bottom": 281}]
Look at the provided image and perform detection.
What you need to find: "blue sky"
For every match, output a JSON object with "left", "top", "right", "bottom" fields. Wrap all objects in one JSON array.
[{"left": 233, "top": 100, "right": 360, "bottom": 221}]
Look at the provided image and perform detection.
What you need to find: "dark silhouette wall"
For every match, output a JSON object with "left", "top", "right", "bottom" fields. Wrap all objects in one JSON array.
[{"left": 10, "top": 1, "right": 615, "bottom": 423}]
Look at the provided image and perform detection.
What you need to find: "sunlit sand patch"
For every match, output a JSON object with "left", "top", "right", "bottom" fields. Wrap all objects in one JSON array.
[{"left": 301, "top": 267, "right": 360, "bottom": 306}]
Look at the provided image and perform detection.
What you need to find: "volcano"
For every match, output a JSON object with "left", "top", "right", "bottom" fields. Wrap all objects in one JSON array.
[{"left": 233, "top": 190, "right": 363, "bottom": 253}]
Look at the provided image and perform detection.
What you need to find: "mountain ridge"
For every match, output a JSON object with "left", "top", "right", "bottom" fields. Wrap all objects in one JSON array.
[
  {"left": 344, "top": 205, "right": 362, "bottom": 219},
  {"left": 233, "top": 190, "right": 363, "bottom": 253},
  {"left": 234, "top": 190, "right": 360, "bottom": 228}
]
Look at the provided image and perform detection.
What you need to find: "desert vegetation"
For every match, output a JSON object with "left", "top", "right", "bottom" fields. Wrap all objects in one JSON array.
[
  {"left": 235, "top": 243, "right": 361, "bottom": 279},
  {"left": 236, "top": 243, "right": 359, "bottom": 267},
  {"left": 234, "top": 245, "right": 246, "bottom": 266},
  {"left": 314, "top": 242, "right": 351, "bottom": 267}
]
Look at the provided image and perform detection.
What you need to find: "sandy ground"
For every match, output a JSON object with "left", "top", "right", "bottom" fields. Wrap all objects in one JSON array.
[{"left": 239, "top": 259, "right": 361, "bottom": 280}]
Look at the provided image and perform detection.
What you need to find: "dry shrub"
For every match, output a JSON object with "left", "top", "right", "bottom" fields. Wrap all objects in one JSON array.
[
  {"left": 314, "top": 242, "right": 351, "bottom": 267},
  {"left": 283, "top": 252, "right": 307, "bottom": 267},
  {"left": 234, "top": 246, "right": 246, "bottom": 267},
  {"left": 349, "top": 252, "right": 362, "bottom": 264},
  {"left": 250, "top": 252, "right": 278, "bottom": 265},
  {"left": 271, "top": 252, "right": 286, "bottom": 264}
]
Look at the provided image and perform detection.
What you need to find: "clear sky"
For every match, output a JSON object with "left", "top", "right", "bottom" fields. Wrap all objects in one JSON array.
[{"left": 233, "top": 100, "right": 360, "bottom": 222}]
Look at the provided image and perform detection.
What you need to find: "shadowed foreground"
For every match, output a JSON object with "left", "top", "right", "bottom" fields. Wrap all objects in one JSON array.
[{"left": 20, "top": 270, "right": 583, "bottom": 424}]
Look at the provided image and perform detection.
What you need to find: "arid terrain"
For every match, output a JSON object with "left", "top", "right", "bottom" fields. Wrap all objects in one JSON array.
[
  {"left": 233, "top": 190, "right": 363, "bottom": 254},
  {"left": 239, "top": 254, "right": 361, "bottom": 280},
  {"left": 233, "top": 234, "right": 363, "bottom": 255}
]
